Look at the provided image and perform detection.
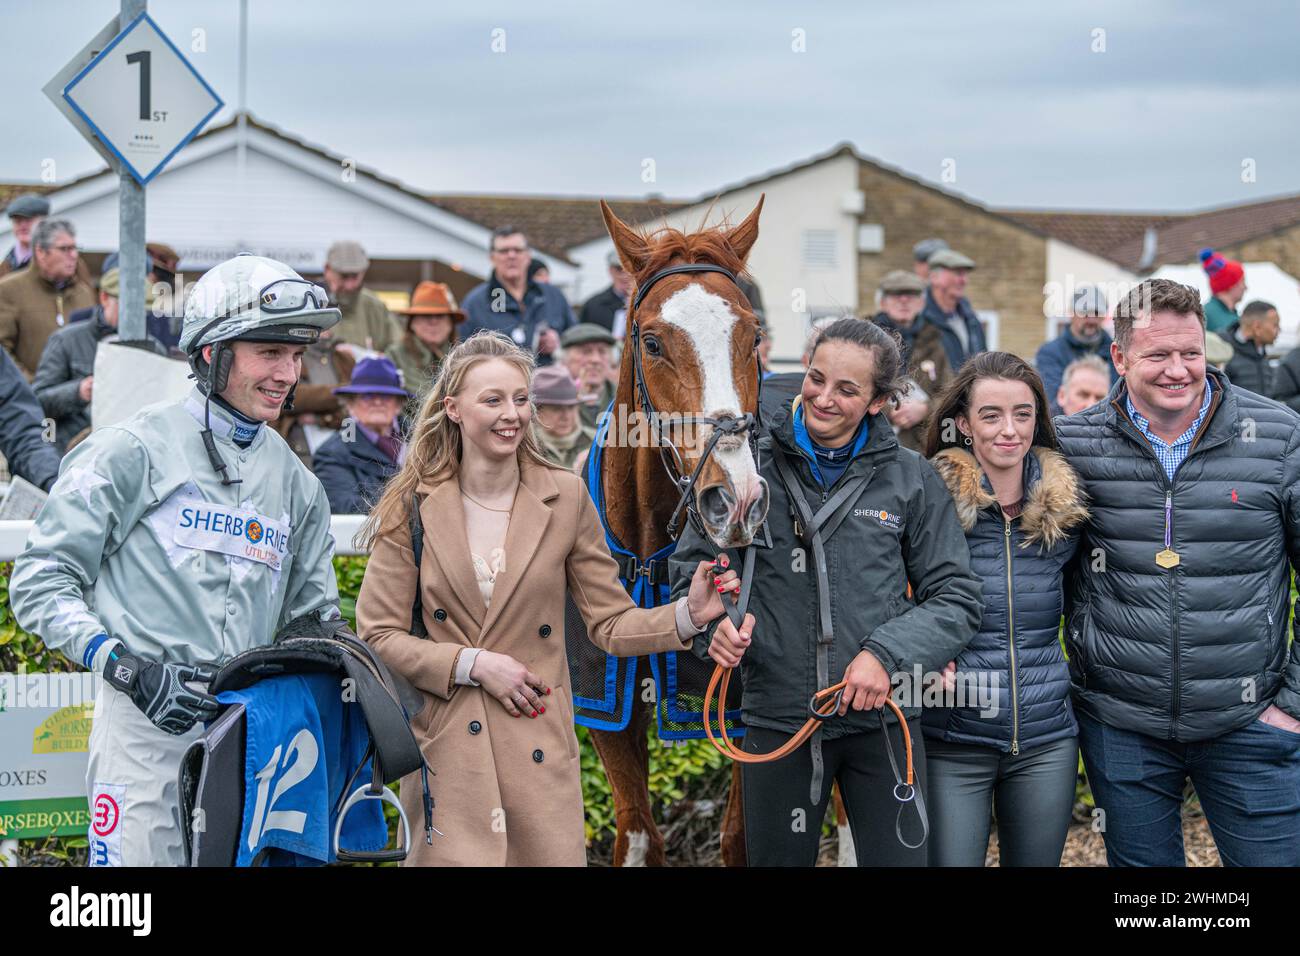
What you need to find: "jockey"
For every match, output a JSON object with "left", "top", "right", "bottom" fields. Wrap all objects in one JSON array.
[{"left": 12, "top": 254, "right": 345, "bottom": 866}]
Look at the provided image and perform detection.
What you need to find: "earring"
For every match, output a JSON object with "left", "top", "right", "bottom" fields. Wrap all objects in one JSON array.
[{"left": 963, "top": 435, "right": 972, "bottom": 446}]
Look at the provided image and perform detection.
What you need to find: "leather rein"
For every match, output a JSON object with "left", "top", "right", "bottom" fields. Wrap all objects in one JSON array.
[
  {"left": 625, "top": 261, "right": 925, "bottom": 849},
  {"left": 627, "top": 263, "right": 760, "bottom": 539}
]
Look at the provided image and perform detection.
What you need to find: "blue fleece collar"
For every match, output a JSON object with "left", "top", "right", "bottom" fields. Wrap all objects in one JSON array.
[{"left": 792, "top": 401, "right": 869, "bottom": 486}]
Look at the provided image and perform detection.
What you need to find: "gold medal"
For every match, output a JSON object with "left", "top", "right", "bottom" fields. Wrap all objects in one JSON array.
[{"left": 1155, "top": 548, "right": 1180, "bottom": 569}]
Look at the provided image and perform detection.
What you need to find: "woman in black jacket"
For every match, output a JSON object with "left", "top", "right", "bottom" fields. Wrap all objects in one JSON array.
[
  {"left": 670, "top": 318, "right": 983, "bottom": 866},
  {"left": 922, "top": 351, "right": 1088, "bottom": 866}
]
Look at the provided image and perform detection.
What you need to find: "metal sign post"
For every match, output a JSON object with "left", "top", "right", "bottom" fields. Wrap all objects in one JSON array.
[
  {"left": 45, "top": 2, "right": 222, "bottom": 342},
  {"left": 117, "top": 0, "right": 147, "bottom": 342}
]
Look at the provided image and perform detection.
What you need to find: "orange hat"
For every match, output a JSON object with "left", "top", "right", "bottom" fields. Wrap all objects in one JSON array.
[{"left": 396, "top": 281, "right": 465, "bottom": 322}]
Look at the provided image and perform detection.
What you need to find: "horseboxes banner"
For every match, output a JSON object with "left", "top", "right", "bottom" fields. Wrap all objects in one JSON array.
[{"left": 0, "top": 673, "right": 97, "bottom": 840}]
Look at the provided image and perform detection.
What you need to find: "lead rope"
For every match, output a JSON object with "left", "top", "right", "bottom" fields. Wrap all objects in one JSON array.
[{"left": 700, "top": 497, "right": 929, "bottom": 850}]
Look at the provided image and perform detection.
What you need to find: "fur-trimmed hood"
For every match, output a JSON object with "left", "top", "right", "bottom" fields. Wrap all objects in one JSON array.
[{"left": 931, "top": 446, "right": 1089, "bottom": 549}]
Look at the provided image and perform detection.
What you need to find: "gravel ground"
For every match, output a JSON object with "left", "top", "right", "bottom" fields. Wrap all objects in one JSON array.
[{"left": 591, "top": 794, "right": 1222, "bottom": 867}]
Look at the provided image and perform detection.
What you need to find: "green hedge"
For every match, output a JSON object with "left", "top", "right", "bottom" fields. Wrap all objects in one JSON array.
[
  {"left": 1, "top": 555, "right": 730, "bottom": 864},
  {"left": 13, "top": 551, "right": 1186, "bottom": 864}
]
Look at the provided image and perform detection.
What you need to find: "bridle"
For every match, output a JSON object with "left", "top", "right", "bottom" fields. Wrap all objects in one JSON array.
[
  {"left": 625, "top": 261, "right": 925, "bottom": 850},
  {"left": 626, "top": 263, "right": 763, "bottom": 539}
]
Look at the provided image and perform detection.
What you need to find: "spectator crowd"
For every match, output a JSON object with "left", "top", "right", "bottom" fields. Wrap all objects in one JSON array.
[
  {"left": 2, "top": 191, "right": 1298, "bottom": 521},
  {"left": 5, "top": 186, "right": 1300, "bottom": 872}
]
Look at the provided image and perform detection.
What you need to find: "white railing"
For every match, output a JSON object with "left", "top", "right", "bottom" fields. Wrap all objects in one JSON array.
[{"left": 0, "top": 515, "right": 373, "bottom": 562}]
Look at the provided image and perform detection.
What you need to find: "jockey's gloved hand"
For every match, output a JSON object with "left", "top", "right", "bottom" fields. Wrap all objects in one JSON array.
[{"left": 103, "top": 646, "right": 220, "bottom": 735}]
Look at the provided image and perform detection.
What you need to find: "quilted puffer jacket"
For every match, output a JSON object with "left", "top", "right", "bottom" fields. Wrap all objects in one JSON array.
[{"left": 923, "top": 447, "right": 1087, "bottom": 753}]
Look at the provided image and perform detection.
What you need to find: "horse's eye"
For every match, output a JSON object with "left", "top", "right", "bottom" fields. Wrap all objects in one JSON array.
[
  {"left": 753, "top": 332, "right": 763, "bottom": 351},
  {"left": 643, "top": 335, "right": 662, "bottom": 357}
]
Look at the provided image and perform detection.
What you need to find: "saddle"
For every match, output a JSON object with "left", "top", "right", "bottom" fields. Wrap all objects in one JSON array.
[{"left": 179, "top": 615, "right": 433, "bottom": 866}]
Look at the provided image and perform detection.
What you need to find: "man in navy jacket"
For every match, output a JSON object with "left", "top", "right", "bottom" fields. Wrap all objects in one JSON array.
[{"left": 461, "top": 226, "right": 574, "bottom": 366}]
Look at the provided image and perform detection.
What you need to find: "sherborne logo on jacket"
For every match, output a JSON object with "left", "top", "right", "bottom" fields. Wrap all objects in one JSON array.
[
  {"left": 855, "top": 506, "right": 902, "bottom": 531},
  {"left": 174, "top": 498, "right": 290, "bottom": 570}
]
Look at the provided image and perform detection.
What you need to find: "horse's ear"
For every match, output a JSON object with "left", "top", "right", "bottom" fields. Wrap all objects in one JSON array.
[
  {"left": 600, "top": 200, "right": 652, "bottom": 275},
  {"left": 724, "top": 193, "right": 764, "bottom": 266}
]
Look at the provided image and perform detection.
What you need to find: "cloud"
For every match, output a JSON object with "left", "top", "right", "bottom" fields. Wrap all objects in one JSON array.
[{"left": 3, "top": 0, "right": 1298, "bottom": 211}]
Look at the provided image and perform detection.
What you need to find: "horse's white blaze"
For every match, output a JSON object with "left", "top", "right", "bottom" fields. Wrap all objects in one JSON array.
[
  {"left": 659, "top": 283, "right": 760, "bottom": 500},
  {"left": 623, "top": 829, "right": 650, "bottom": 866}
]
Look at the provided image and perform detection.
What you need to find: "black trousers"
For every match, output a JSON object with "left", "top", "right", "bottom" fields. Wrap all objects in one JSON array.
[{"left": 740, "top": 719, "right": 929, "bottom": 866}]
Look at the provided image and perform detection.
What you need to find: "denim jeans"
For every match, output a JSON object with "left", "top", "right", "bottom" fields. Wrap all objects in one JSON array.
[
  {"left": 925, "top": 735, "right": 1078, "bottom": 866},
  {"left": 1077, "top": 708, "right": 1300, "bottom": 866}
]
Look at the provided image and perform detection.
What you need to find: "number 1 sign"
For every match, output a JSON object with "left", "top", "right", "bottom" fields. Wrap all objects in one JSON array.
[{"left": 61, "top": 12, "right": 223, "bottom": 185}]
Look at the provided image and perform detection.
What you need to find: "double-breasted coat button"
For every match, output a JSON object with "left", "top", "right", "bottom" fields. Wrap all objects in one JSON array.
[
  {"left": 538, "top": 624, "right": 552, "bottom": 638},
  {"left": 532, "top": 749, "right": 544, "bottom": 763},
  {"left": 433, "top": 608, "right": 447, "bottom": 622},
  {"left": 468, "top": 721, "right": 481, "bottom": 735}
]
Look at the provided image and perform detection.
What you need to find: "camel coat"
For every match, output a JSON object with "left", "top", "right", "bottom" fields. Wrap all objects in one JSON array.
[{"left": 357, "top": 460, "right": 686, "bottom": 866}]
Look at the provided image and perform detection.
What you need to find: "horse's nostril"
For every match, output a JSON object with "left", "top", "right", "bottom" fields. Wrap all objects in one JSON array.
[
  {"left": 700, "top": 486, "right": 734, "bottom": 527},
  {"left": 746, "top": 483, "right": 770, "bottom": 528}
]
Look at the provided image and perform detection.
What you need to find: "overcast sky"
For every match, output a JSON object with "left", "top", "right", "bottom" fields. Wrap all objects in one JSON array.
[{"left": 4, "top": 0, "right": 1298, "bottom": 212}]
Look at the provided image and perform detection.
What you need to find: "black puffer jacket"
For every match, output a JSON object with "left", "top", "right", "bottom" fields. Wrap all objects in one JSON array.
[
  {"left": 669, "top": 400, "right": 983, "bottom": 738},
  {"left": 1055, "top": 367, "right": 1300, "bottom": 740},
  {"left": 1269, "top": 344, "right": 1300, "bottom": 414},
  {"left": 924, "top": 447, "right": 1087, "bottom": 753},
  {"left": 1215, "top": 322, "right": 1274, "bottom": 397}
]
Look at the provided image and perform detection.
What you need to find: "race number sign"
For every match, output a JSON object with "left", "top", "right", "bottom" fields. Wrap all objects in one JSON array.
[{"left": 61, "top": 12, "right": 223, "bottom": 185}]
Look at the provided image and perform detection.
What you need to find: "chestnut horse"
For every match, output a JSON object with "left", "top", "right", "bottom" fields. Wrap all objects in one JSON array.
[{"left": 585, "top": 198, "right": 768, "bottom": 866}]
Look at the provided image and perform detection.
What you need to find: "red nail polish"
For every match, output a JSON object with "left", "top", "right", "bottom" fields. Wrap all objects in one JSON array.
[
  {"left": 539, "top": 707, "right": 546, "bottom": 714},
  {"left": 546, "top": 688, "right": 552, "bottom": 695}
]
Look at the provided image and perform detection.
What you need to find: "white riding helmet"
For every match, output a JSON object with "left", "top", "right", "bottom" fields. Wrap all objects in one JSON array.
[{"left": 180, "top": 253, "right": 339, "bottom": 355}]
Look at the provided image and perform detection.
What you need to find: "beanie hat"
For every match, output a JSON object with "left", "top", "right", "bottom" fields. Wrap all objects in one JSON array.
[{"left": 1200, "top": 248, "right": 1244, "bottom": 295}]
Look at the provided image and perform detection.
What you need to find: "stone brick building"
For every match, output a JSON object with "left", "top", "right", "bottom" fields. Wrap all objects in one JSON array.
[{"left": 7, "top": 122, "right": 1300, "bottom": 366}]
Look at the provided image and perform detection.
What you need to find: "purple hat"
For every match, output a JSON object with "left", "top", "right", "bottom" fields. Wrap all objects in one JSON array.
[{"left": 333, "top": 356, "right": 411, "bottom": 398}]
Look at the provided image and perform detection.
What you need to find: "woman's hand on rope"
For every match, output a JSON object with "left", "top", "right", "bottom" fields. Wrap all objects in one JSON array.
[
  {"left": 709, "top": 613, "right": 754, "bottom": 669},
  {"left": 839, "top": 650, "right": 892, "bottom": 715},
  {"left": 685, "top": 554, "right": 741, "bottom": 628},
  {"left": 469, "top": 650, "right": 550, "bottom": 718}
]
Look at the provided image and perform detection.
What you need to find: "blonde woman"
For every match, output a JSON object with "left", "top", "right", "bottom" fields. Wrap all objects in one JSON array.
[{"left": 356, "top": 331, "right": 749, "bottom": 866}]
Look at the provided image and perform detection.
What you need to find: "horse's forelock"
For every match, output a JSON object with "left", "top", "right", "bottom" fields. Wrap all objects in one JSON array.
[{"left": 633, "top": 225, "right": 749, "bottom": 291}]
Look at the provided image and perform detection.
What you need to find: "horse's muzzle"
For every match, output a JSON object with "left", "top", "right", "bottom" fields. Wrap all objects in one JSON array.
[{"left": 698, "top": 477, "right": 770, "bottom": 548}]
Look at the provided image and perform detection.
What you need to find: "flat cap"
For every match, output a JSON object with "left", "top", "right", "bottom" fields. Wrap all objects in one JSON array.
[
  {"left": 1071, "top": 283, "right": 1108, "bottom": 316},
  {"left": 912, "top": 237, "right": 948, "bottom": 263},
  {"left": 532, "top": 365, "right": 580, "bottom": 406},
  {"left": 325, "top": 240, "right": 369, "bottom": 272},
  {"left": 6, "top": 193, "right": 50, "bottom": 219},
  {"left": 561, "top": 323, "right": 617, "bottom": 348},
  {"left": 879, "top": 270, "right": 926, "bottom": 295},
  {"left": 146, "top": 242, "right": 180, "bottom": 270},
  {"left": 99, "top": 267, "right": 158, "bottom": 306},
  {"left": 927, "top": 248, "right": 976, "bottom": 271}
]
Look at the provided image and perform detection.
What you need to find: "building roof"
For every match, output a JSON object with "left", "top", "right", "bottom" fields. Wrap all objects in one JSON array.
[
  {"left": 1110, "top": 192, "right": 1300, "bottom": 269},
  {"left": 1000, "top": 192, "right": 1300, "bottom": 271},
  {"left": 0, "top": 182, "right": 57, "bottom": 210},
  {"left": 997, "top": 208, "right": 1183, "bottom": 263},
  {"left": 424, "top": 194, "right": 690, "bottom": 258},
  {"left": 8, "top": 113, "right": 1299, "bottom": 272}
]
